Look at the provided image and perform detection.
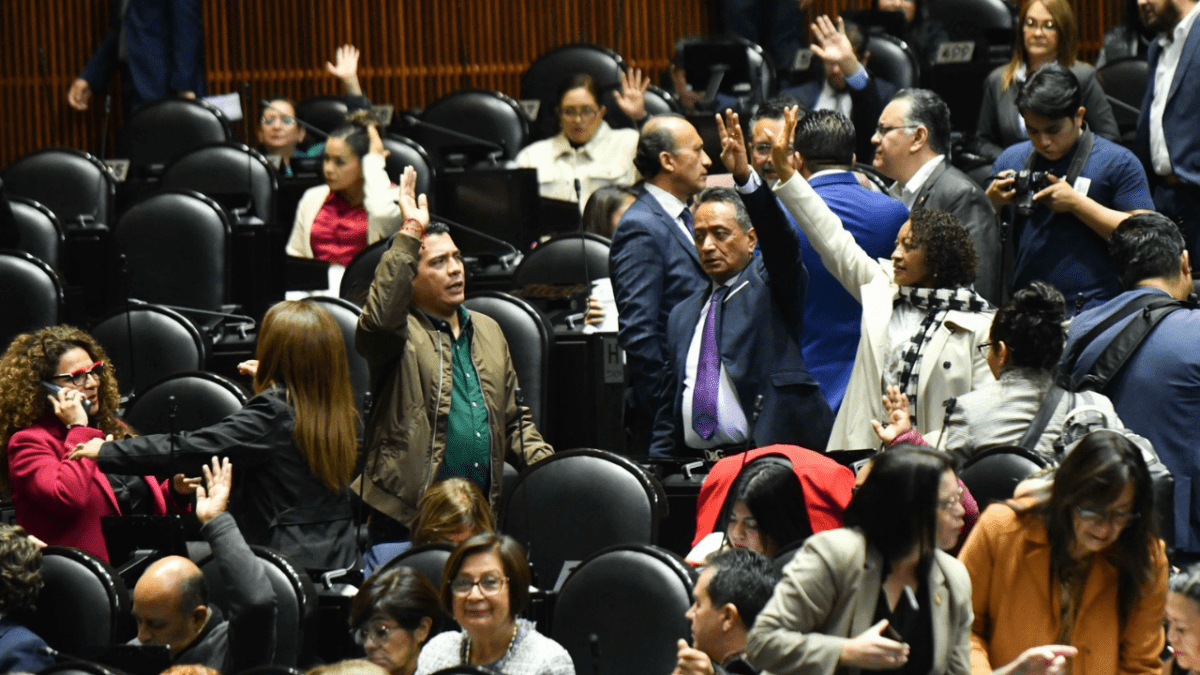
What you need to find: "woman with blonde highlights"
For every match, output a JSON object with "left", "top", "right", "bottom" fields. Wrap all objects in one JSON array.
[
  {"left": 976, "top": 0, "right": 1119, "bottom": 158},
  {"left": 72, "top": 300, "right": 361, "bottom": 570},
  {"left": 0, "top": 326, "right": 190, "bottom": 562}
]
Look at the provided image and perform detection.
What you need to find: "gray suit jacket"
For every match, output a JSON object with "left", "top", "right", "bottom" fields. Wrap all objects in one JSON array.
[
  {"left": 747, "top": 528, "right": 973, "bottom": 675},
  {"left": 934, "top": 369, "right": 1124, "bottom": 463},
  {"left": 912, "top": 161, "right": 1002, "bottom": 304}
]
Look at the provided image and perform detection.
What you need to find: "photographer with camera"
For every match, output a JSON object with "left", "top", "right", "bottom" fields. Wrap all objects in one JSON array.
[{"left": 987, "top": 62, "right": 1154, "bottom": 314}]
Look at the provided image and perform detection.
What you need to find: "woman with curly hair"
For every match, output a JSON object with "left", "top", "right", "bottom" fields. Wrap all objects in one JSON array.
[
  {"left": 0, "top": 326, "right": 188, "bottom": 562},
  {"left": 770, "top": 105, "right": 995, "bottom": 451},
  {"left": 72, "top": 300, "right": 361, "bottom": 571},
  {"left": 0, "top": 524, "right": 53, "bottom": 673}
]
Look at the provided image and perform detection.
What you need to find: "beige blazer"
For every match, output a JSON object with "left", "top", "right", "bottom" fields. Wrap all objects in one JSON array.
[
  {"left": 773, "top": 175, "right": 995, "bottom": 451},
  {"left": 747, "top": 528, "right": 973, "bottom": 675}
]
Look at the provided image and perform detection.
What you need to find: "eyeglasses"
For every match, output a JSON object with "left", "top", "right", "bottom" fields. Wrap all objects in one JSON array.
[
  {"left": 938, "top": 487, "right": 964, "bottom": 511},
  {"left": 560, "top": 106, "right": 599, "bottom": 121},
  {"left": 450, "top": 574, "right": 508, "bottom": 596},
  {"left": 875, "top": 124, "right": 918, "bottom": 138},
  {"left": 1075, "top": 506, "right": 1139, "bottom": 528},
  {"left": 977, "top": 342, "right": 995, "bottom": 356},
  {"left": 351, "top": 623, "right": 398, "bottom": 647},
  {"left": 261, "top": 115, "right": 297, "bottom": 127},
  {"left": 53, "top": 361, "right": 105, "bottom": 386},
  {"left": 1023, "top": 18, "right": 1058, "bottom": 32}
]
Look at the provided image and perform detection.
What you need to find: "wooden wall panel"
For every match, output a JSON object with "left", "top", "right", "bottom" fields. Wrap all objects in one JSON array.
[{"left": 0, "top": 0, "right": 1127, "bottom": 167}]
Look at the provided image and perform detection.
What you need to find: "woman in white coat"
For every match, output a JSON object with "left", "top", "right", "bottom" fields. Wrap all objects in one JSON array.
[{"left": 770, "top": 106, "right": 995, "bottom": 450}]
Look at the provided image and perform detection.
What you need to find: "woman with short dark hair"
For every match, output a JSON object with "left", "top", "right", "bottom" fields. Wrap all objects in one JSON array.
[
  {"left": 747, "top": 446, "right": 972, "bottom": 673},
  {"left": 960, "top": 430, "right": 1167, "bottom": 675},
  {"left": 416, "top": 533, "right": 574, "bottom": 674},
  {"left": 350, "top": 566, "right": 442, "bottom": 675}
]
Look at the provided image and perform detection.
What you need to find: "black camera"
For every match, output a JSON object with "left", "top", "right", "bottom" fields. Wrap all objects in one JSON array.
[{"left": 1012, "top": 169, "right": 1054, "bottom": 218}]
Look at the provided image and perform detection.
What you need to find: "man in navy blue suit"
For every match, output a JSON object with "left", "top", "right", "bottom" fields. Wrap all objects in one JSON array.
[
  {"left": 611, "top": 115, "right": 713, "bottom": 453},
  {"left": 67, "top": 0, "right": 205, "bottom": 114},
  {"left": 748, "top": 108, "right": 907, "bottom": 412},
  {"left": 1135, "top": 0, "right": 1200, "bottom": 258},
  {"left": 649, "top": 117, "right": 833, "bottom": 457}
]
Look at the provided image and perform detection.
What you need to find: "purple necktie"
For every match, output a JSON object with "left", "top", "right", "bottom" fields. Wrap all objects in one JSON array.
[
  {"left": 681, "top": 207, "right": 693, "bottom": 233},
  {"left": 693, "top": 286, "right": 726, "bottom": 440}
]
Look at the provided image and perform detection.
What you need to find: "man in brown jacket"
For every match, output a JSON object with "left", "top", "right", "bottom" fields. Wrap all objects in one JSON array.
[{"left": 354, "top": 168, "right": 553, "bottom": 539}]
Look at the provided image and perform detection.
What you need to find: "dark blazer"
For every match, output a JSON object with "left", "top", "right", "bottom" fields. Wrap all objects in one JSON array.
[
  {"left": 0, "top": 620, "right": 52, "bottom": 674},
  {"left": 781, "top": 76, "right": 897, "bottom": 164},
  {"left": 610, "top": 185, "right": 709, "bottom": 414},
  {"left": 976, "top": 62, "right": 1120, "bottom": 160},
  {"left": 79, "top": 0, "right": 206, "bottom": 111},
  {"left": 1137, "top": 22, "right": 1200, "bottom": 186},
  {"left": 650, "top": 182, "right": 834, "bottom": 456},
  {"left": 912, "top": 160, "right": 1002, "bottom": 304}
]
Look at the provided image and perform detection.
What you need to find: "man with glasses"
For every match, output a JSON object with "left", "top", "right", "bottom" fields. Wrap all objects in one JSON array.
[
  {"left": 610, "top": 114, "right": 713, "bottom": 453},
  {"left": 988, "top": 64, "right": 1153, "bottom": 314},
  {"left": 1136, "top": 0, "right": 1200, "bottom": 261},
  {"left": 1063, "top": 213, "right": 1200, "bottom": 552},
  {"left": 871, "top": 88, "right": 1002, "bottom": 303}
]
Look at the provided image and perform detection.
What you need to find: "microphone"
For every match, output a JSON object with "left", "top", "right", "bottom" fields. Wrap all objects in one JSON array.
[
  {"left": 168, "top": 394, "right": 178, "bottom": 470},
  {"left": 516, "top": 386, "right": 535, "bottom": 586},
  {"left": 401, "top": 114, "right": 505, "bottom": 160},
  {"left": 99, "top": 94, "right": 113, "bottom": 159},
  {"left": 259, "top": 99, "right": 330, "bottom": 139},
  {"left": 429, "top": 213, "right": 522, "bottom": 267},
  {"left": 589, "top": 633, "right": 602, "bottom": 675},
  {"left": 576, "top": 178, "right": 593, "bottom": 305}
]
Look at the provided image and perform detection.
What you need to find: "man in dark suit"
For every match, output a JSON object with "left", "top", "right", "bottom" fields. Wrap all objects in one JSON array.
[
  {"left": 649, "top": 169, "right": 833, "bottom": 456},
  {"left": 779, "top": 17, "right": 896, "bottom": 163},
  {"left": 1135, "top": 0, "right": 1200, "bottom": 258},
  {"left": 67, "top": 0, "right": 205, "bottom": 114},
  {"left": 872, "top": 88, "right": 1002, "bottom": 303},
  {"left": 611, "top": 115, "right": 713, "bottom": 452}
]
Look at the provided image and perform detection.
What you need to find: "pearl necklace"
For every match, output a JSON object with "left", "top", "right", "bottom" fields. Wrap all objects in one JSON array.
[{"left": 461, "top": 621, "right": 520, "bottom": 668}]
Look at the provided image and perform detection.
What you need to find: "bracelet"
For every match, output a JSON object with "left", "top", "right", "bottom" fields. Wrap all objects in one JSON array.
[
  {"left": 400, "top": 218, "right": 425, "bottom": 237},
  {"left": 66, "top": 423, "right": 85, "bottom": 430}
]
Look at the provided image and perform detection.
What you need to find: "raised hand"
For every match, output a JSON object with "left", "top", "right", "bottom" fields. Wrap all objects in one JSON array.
[
  {"left": 770, "top": 106, "right": 801, "bottom": 184},
  {"left": 614, "top": 68, "right": 650, "bottom": 123},
  {"left": 326, "top": 44, "right": 363, "bottom": 96},
  {"left": 810, "top": 15, "right": 863, "bottom": 78},
  {"left": 871, "top": 386, "right": 913, "bottom": 444},
  {"left": 715, "top": 109, "right": 751, "bottom": 183},
  {"left": 195, "top": 456, "right": 233, "bottom": 526},
  {"left": 399, "top": 166, "right": 430, "bottom": 236}
]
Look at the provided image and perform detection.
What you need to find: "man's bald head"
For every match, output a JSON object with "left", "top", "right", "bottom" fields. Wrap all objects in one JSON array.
[{"left": 133, "top": 556, "right": 209, "bottom": 656}]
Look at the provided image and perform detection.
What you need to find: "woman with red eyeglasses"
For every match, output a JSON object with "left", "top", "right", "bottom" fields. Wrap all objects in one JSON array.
[{"left": 0, "top": 326, "right": 193, "bottom": 562}]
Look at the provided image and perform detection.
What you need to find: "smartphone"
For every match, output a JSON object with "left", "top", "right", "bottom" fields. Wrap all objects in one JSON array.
[
  {"left": 883, "top": 623, "right": 904, "bottom": 642},
  {"left": 43, "top": 381, "right": 92, "bottom": 414}
]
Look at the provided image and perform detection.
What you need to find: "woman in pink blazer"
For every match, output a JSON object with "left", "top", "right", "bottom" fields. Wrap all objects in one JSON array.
[{"left": 0, "top": 326, "right": 189, "bottom": 562}]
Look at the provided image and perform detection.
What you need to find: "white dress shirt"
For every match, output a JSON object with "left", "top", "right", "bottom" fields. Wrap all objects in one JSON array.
[
  {"left": 1150, "top": 1, "right": 1200, "bottom": 176},
  {"left": 893, "top": 155, "right": 946, "bottom": 207},
  {"left": 644, "top": 182, "right": 694, "bottom": 242}
]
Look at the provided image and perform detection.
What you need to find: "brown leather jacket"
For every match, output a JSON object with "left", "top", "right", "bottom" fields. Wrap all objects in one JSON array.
[{"left": 353, "top": 233, "right": 552, "bottom": 526}]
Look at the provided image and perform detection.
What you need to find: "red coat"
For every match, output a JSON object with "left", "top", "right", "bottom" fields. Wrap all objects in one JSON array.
[
  {"left": 691, "top": 444, "right": 856, "bottom": 547},
  {"left": 6, "top": 415, "right": 173, "bottom": 562}
]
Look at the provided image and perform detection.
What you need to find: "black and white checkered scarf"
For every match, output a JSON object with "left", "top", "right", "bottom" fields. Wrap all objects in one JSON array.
[{"left": 892, "top": 286, "right": 991, "bottom": 416}]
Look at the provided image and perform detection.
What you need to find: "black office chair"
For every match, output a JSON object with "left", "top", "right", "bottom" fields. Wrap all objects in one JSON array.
[
  {"left": 117, "top": 97, "right": 233, "bottom": 176},
  {"left": 521, "top": 43, "right": 627, "bottom": 140},
  {"left": 924, "top": 0, "right": 1017, "bottom": 132},
  {"left": 0, "top": 250, "right": 63, "bottom": 352},
  {"left": 122, "top": 371, "right": 247, "bottom": 435},
  {"left": 513, "top": 233, "right": 611, "bottom": 287},
  {"left": 643, "top": 84, "right": 683, "bottom": 117},
  {"left": 7, "top": 196, "right": 64, "bottom": 269},
  {"left": 37, "top": 663, "right": 125, "bottom": 675},
  {"left": 413, "top": 89, "right": 529, "bottom": 165},
  {"left": 339, "top": 236, "right": 392, "bottom": 307},
  {"left": 199, "top": 545, "right": 320, "bottom": 669},
  {"left": 854, "top": 162, "right": 895, "bottom": 194},
  {"left": 865, "top": 34, "right": 921, "bottom": 90},
  {"left": 296, "top": 95, "right": 352, "bottom": 136},
  {"left": 161, "top": 143, "right": 279, "bottom": 225},
  {"left": 381, "top": 133, "right": 437, "bottom": 210},
  {"left": 551, "top": 544, "right": 695, "bottom": 675},
  {"left": 113, "top": 190, "right": 231, "bottom": 312},
  {"left": 674, "top": 35, "right": 777, "bottom": 110},
  {"left": 238, "top": 667, "right": 305, "bottom": 675},
  {"left": 90, "top": 303, "right": 208, "bottom": 399},
  {"left": 1097, "top": 56, "right": 1149, "bottom": 145},
  {"left": 0, "top": 147, "right": 116, "bottom": 230},
  {"left": 308, "top": 296, "right": 371, "bottom": 419},
  {"left": 461, "top": 291, "right": 554, "bottom": 430},
  {"left": 958, "top": 445, "right": 1051, "bottom": 509},
  {"left": 377, "top": 543, "right": 455, "bottom": 594},
  {"left": 427, "top": 667, "right": 495, "bottom": 675},
  {"left": 500, "top": 449, "right": 666, "bottom": 589},
  {"left": 26, "top": 547, "right": 133, "bottom": 660}
]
